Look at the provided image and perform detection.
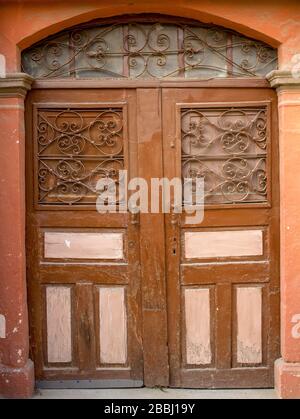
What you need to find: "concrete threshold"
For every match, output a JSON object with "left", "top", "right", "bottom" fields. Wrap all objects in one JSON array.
[{"left": 32, "top": 388, "right": 277, "bottom": 399}]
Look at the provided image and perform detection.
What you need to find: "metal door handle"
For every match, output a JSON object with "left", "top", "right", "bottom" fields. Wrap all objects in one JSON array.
[
  {"left": 130, "top": 207, "right": 140, "bottom": 225},
  {"left": 171, "top": 204, "right": 181, "bottom": 226}
]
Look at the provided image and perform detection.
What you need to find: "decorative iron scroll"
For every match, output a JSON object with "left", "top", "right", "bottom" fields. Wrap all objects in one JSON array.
[
  {"left": 36, "top": 108, "right": 124, "bottom": 205},
  {"left": 22, "top": 19, "right": 277, "bottom": 79},
  {"left": 181, "top": 107, "right": 268, "bottom": 204}
]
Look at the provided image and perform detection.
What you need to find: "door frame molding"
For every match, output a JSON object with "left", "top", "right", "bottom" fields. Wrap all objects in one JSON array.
[{"left": 32, "top": 79, "right": 270, "bottom": 90}]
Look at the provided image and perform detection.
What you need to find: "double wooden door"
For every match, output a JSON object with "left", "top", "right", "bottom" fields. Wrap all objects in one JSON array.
[{"left": 26, "top": 84, "right": 279, "bottom": 388}]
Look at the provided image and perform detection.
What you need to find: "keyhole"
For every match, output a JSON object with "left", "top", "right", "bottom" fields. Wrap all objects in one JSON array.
[{"left": 173, "top": 237, "right": 177, "bottom": 255}]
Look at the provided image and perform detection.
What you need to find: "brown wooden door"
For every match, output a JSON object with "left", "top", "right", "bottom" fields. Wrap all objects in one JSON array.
[
  {"left": 162, "top": 87, "right": 280, "bottom": 388},
  {"left": 26, "top": 84, "right": 280, "bottom": 388},
  {"left": 26, "top": 88, "right": 144, "bottom": 386}
]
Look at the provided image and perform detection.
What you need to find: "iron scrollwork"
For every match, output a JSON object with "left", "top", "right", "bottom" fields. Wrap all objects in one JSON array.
[
  {"left": 22, "top": 20, "right": 277, "bottom": 79},
  {"left": 36, "top": 108, "right": 124, "bottom": 206},
  {"left": 181, "top": 107, "right": 269, "bottom": 204}
]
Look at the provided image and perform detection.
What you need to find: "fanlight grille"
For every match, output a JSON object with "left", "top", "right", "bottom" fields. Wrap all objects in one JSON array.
[{"left": 22, "top": 17, "right": 277, "bottom": 79}]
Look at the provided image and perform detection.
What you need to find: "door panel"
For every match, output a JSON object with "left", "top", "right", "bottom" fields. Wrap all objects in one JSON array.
[
  {"left": 26, "top": 89, "right": 143, "bottom": 386},
  {"left": 162, "top": 87, "right": 280, "bottom": 388}
]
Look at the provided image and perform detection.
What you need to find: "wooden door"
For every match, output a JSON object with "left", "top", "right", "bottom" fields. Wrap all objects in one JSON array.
[
  {"left": 26, "top": 88, "right": 144, "bottom": 387},
  {"left": 163, "top": 87, "right": 280, "bottom": 388},
  {"left": 26, "top": 84, "right": 280, "bottom": 389}
]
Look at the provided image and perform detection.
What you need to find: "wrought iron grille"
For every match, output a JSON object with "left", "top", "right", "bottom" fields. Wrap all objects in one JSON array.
[
  {"left": 36, "top": 108, "right": 124, "bottom": 206},
  {"left": 22, "top": 19, "right": 277, "bottom": 79},
  {"left": 181, "top": 106, "right": 268, "bottom": 204}
]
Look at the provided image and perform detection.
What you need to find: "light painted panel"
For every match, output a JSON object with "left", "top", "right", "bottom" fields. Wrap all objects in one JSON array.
[
  {"left": 185, "top": 230, "right": 263, "bottom": 259},
  {"left": 44, "top": 232, "right": 123, "bottom": 259},
  {"left": 185, "top": 288, "right": 211, "bottom": 365},
  {"left": 46, "top": 286, "right": 72, "bottom": 363},
  {"left": 0, "top": 314, "right": 6, "bottom": 339},
  {"left": 99, "top": 287, "right": 127, "bottom": 364},
  {"left": 237, "top": 287, "right": 262, "bottom": 364}
]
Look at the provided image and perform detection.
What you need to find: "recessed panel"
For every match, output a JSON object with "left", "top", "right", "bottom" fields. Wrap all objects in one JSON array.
[
  {"left": 44, "top": 231, "right": 124, "bottom": 260},
  {"left": 184, "top": 288, "right": 212, "bottom": 365},
  {"left": 237, "top": 287, "right": 262, "bottom": 364},
  {"left": 35, "top": 107, "right": 124, "bottom": 207},
  {"left": 181, "top": 106, "right": 269, "bottom": 205},
  {"left": 99, "top": 287, "right": 127, "bottom": 364},
  {"left": 46, "top": 286, "right": 72, "bottom": 363},
  {"left": 184, "top": 230, "right": 263, "bottom": 259}
]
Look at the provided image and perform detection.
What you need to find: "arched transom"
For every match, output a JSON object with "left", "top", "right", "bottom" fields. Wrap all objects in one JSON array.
[{"left": 22, "top": 16, "right": 277, "bottom": 79}]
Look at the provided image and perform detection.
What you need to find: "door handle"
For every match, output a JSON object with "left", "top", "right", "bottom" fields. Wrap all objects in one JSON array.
[
  {"left": 171, "top": 204, "right": 181, "bottom": 226},
  {"left": 130, "top": 207, "right": 140, "bottom": 225}
]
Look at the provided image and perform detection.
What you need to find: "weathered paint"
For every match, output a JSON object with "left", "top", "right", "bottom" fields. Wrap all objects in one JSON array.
[
  {"left": 0, "top": 95, "right": 34, "bottom": 398},
  {"left": 99, "top": 287, "right": 127, "bottom": 364},
  {"left": 44, "top": 231, "right": 124, "bottom": 260},
  {"left": 184, "top": 288, "right": 211, "bottom": 365},
  {"left": 185, "top": 230, "right": 263, "bottom": 259},
  {"left": 237, "top": 287, "right": 262, "bottom": 364},
  {"left": 46, "top": 286, "right": 72, "bottom": 364}
]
